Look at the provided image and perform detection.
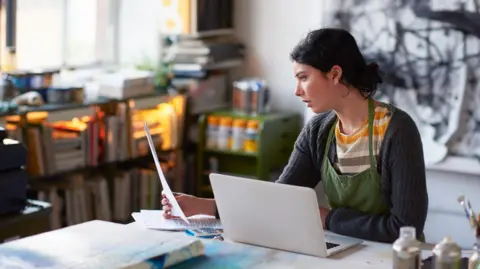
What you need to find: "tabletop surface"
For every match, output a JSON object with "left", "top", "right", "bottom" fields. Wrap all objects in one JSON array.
[{"left": 0, "top": 220, "right": 452, "bottom": 269}]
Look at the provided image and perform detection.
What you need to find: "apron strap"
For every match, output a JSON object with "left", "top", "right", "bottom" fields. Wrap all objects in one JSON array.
[
  {"left": 367, "top": 98, "right": 376, "bottom": 167},
  {"left": 324, "top": 118, "right": 337, "bottom": 160}
]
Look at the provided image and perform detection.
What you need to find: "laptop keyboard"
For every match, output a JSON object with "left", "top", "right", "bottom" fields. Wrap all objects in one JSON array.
[{"left": 326, "top": 242, "right": 340, "bottom": 249}]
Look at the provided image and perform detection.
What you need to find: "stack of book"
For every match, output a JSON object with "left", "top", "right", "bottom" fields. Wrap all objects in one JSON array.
[
  {"left": 163, "top": 35, "right": 244, "bottom": 78},
  {"left": 26, "top": 119, "right": 90, "bottom": 176},
  {"left": 48, "top": 120, "right": 88, "bottom": 173}
]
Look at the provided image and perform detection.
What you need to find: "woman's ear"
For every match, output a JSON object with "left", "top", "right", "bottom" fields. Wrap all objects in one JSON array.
[{"left": 328, "top": 65, "right": 343, "bottom": 85}]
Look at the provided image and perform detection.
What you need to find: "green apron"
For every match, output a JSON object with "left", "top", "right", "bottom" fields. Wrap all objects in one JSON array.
[
  {"left": 321, "top": 98, "right": 388, "bottom": 215},
  {"left": 321, "top": 98, "right": 424, "bottom": 241}
]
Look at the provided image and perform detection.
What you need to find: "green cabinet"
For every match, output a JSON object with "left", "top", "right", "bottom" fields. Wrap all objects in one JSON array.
[{"left": 196, "top": 110, "right": 301, "bottom": 197}]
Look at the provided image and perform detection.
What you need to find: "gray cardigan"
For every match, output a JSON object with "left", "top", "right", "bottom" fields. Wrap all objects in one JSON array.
[{"left": 276, "top": 107, "right": 429, "bottom": 243}]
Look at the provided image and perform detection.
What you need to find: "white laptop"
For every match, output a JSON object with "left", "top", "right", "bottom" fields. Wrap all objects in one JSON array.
[{"left": 209, "top": 173, "right": 363, "bottom": 258}]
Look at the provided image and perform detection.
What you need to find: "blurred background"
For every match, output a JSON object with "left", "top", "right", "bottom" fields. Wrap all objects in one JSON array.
[{"left": 0, "top": 0, "right": 479, "bottom": 250}]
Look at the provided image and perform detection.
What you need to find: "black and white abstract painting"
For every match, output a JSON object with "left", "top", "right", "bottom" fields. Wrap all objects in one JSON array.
[{"left": 325, "top": 0, "right": 480, "bottom": 163}]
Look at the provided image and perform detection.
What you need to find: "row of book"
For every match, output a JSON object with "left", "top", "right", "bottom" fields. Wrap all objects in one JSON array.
[
  {"left": 3, "top": 101, "right": 180, "bottom": 178},
  {"left": 35, "top": 167, "right": 166, "bottom": 230}
]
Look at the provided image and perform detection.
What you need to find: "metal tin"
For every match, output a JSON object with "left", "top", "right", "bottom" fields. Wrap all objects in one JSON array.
[
  {"left": 433, "top": 236, "right": 462, "bottom": 269},
  {"left": 232, "top": 78, "right": 269, "bottom": 115},
  {"left": 392, "top": 227, "right": 421, "bottom": 269},
  {"left": 47, "top": 86, "right": 84, "bottom": 104},
  {"left": 469, "top": 244, "right": 480, "bottom": 269},
  {"left": 0, "top": 73, "right": 17, "bottom": 100},
  {"left": 39, "top": 69, "right": 57, "bottom": 88}
]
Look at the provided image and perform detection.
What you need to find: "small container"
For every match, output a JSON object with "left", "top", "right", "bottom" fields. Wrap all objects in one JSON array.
[
  {"left": 41, "top": 69, "right": 57, "bottom": 88},
  {"left": 231, "top": 118, "right": 247, "bottom": 151},
  {"left": 217, "top": 117, "right": 232, "bottom": 150},
  {"left": 47, "top": 86, "right": 84, "bottom": 104},
  {"left": 392, "top": 226, "right": 421, "bottom": 269},
  {"left": 206, "top": 116, "right": 219, "bottom": 149},
  {"left": 7, "top": 71, "right": 30, "bottom": 90},
  {"left": 0, "top": 73, "right": 17, "bottom": 100},
  {"left": 244, "top": 120, "right": 259, "bottom": 153},
  {"left": 30, "top": 73, "right": 44, "bottom": 89},
  {"left": 432, "top": 236, "right": 462, "bottom": 269},
  {"left": 468, "top": 244, "right": 479, "bottom": 269},
  {"left": 232, "top": 78, "right": 269, "bottom": 115}
]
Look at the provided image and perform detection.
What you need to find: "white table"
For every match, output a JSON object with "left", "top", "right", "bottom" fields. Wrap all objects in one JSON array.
[{"left": 0, "top": 220, "right": 441, "bottom": 268}]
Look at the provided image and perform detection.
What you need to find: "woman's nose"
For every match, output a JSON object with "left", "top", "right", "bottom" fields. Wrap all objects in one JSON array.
[{"left": 295, "top": 85, "right": 304, "bottom": 96}]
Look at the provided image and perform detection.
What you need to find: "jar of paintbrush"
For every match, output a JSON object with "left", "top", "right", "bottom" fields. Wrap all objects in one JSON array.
[
  {"left": 457, "top": 195, "right": 480, "bottom": 269},
  {"left": 468, "top": 214, "right": 479, "bottom": 269},
  {"left": 469, "top": 243, "right": 479, "bottom": 269}
]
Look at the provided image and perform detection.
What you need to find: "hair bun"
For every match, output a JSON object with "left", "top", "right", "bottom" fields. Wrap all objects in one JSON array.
[
  {"left": 358, "top": 62, "right": 383, "bottom": 95},
  {"left": 366, "top": 62, "right": 379, "bottom": 73},
  {"left": 365, "top": 62, "right": 382, "bottom": 83}
]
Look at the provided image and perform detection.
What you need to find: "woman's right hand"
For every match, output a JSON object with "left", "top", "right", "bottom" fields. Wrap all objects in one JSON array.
[{"left": 161, "top": 192, "right": 216, "bottom": 219}]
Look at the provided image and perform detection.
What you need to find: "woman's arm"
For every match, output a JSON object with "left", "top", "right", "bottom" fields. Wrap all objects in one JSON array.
[
  {"left": 275, "top": 118, "right": 322, "bottom": 188},
  {"left": 324, "top": 113, "right": 428, "bottom": 243}
]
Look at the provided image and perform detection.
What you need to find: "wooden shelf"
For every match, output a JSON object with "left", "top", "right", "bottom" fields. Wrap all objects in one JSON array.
[
  {"left": 204, "top": 148, "right": 258, "bottom": 158},
  {"left": 28, "top": 150, "right": 174, "bottom": 184}
]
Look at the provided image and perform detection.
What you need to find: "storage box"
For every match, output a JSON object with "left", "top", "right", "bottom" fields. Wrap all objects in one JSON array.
[{"left": 97, "top": 70, "right": 155, "bottom": 99}]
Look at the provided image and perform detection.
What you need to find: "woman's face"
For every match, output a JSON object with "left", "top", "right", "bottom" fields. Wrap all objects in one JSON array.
[{"left": 293, "top": 62, "right": 343, "bottom": 113}]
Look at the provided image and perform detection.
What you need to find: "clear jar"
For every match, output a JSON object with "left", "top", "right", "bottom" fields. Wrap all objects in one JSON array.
[
  {"left": 244, "top": 120, "right": 259, "bottom": 153},
  {"left": 231, "top": 118, "right": 247, "bottom": 151},
  {"left": 206, "top": 115, "right": 219, "bottom": 149},
  {"left": 217, "top": 117, "right": 232, "bottom": 150}
]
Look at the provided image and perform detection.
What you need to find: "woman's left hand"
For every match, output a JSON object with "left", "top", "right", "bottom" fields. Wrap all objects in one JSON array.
[{"left": 319, "top": 207, "right": 331, "bottom": 229}]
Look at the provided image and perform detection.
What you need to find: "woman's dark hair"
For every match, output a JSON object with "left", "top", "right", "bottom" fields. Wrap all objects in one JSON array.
[{"left": 290, "top": 28, "right": 383, "bottom": 98}]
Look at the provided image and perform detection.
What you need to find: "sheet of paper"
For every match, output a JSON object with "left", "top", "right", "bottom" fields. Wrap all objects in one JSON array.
[
  {"left": 144, "top": 122, "right": 189, "bottom": 223},
  {"left": 132, "top": 210, "right": 222, "bottom": 231}
]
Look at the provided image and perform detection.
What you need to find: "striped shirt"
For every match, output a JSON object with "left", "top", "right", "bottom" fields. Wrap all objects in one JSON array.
[{"left": 334, "top": 102, "right": 393, "bottom": 175}]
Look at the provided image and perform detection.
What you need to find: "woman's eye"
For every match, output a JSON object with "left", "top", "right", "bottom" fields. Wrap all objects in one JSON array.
[{"left": 299, "top": 76, "right": 307, "bottom": 81}]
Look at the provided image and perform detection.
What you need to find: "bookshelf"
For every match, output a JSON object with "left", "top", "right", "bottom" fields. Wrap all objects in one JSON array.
[{"left": 0, "top": 92, "right": 187, "bottom": 229}]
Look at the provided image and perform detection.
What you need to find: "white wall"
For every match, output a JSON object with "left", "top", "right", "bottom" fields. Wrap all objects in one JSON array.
[
  {"left": 117, "top": 0, "right": 160, "bottom": 66},
  {"left": 234, "top": 0, "right": 326, "bottom": 115},
  {"left": 116, "top": 0, "right": 325, "bottom": 114}
]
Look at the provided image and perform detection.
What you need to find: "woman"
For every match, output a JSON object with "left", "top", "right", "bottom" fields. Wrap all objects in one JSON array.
[{"left": 162, "top": 28, "right": 428, "bottom": 243}]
